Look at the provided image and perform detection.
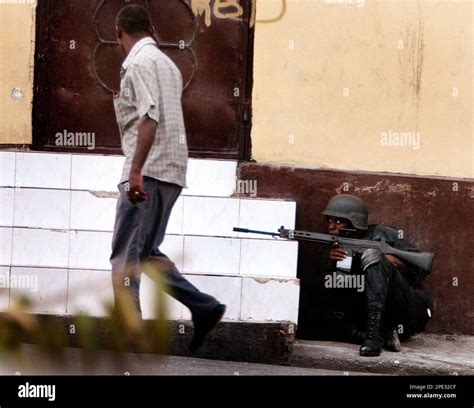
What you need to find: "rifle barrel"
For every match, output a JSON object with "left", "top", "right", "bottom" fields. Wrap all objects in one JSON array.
[{"left": 233, "top": 227, "right": 279, "bottom": 237}]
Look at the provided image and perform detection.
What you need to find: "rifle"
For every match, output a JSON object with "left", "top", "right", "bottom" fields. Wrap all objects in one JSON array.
[{"left": 234, "top": 226, "right": 434, "bottom": 274}]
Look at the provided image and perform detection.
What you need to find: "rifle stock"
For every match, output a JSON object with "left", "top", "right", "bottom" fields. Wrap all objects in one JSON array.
[{"left": 378, "top": 242, "right": 434, "bottom": 273}]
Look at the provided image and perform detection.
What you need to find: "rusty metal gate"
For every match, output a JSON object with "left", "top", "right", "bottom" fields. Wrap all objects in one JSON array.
[{"left": 33, "top": 0, "right": 254, "bottom": 159}]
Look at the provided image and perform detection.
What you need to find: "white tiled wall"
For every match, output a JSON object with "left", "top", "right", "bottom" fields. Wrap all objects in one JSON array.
[
  {"left": 240, "top": 239, "right": 298, "bottom": 278},
  {"left": 184, "top": 159, "right": 237, "bottom": 197},
  {"left": 71, "top": 155, "right": 125, "bottom": 192},
  {"left": 183, "top": 275, "right": 242, "bottom": 320},
  {"left": 0, "top": 151, "right": 300, "bottom": 323},
  {"left": 238, "top": 199, "right": 296, "bottom": 238},
  {"left": 0, "top": 267, "right": 10, "bottom": 310},
  {"left": 67, "top": 269, "right": 114, "bottom": 316},
  {"left": 183, "top": 236, "right": 240, "bottom": 276},
  {"left": 0, "top": 228, "right": 13, "bottom": 265},
  {"left": 159, "top": 235, "right": 185, "bottom": 271},
  {"left": 11, "top": 229, "right": 70, "bottom": 268},
  {"left": 71, "top": 154, "right": 238, "bottom": 197},
  {"left": 241, "top": 277, "right": 300, "bottom": 322},
  {"left": 140, "top": 273, "right": 184, "bottom": 320},
  {"left": 183, "top": 196, "right": 240, "bottom": 237},
  {"left": 14, "top": 189, "right": 71, "bottom": 230},
  {"left": 10, "top": 267, "right": 68, "bottom": 314},
  {"left": 70, "top": 191, "right": 117, "bottom": 231},
  {"left": 16, "top": 153, "right": 71, "bottom": 189},
  {"left": 69, "top": 231, "right": 113, "bottom": 270},
  {"left": 0, "top": 188, "right": 14, "bottom": 226},
  {"left": 0, "top": 153, "right": 15, "bottom": 187},
  {"left": 167, "top": 196, "right": 183, "bottom": 235}
]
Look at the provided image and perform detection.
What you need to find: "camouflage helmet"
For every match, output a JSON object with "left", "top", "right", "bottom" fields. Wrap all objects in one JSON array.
[{"left": 322, "top": 194, "right": 368, "bottom": 230}]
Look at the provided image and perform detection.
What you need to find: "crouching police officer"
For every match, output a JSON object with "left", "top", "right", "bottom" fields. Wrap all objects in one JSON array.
[{"left": 322, "top": 194, "right": 434, "bottom": 357}]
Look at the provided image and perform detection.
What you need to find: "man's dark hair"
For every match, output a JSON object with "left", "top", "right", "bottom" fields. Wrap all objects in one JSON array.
[{"left": 116, "top": 4, "right": 152, "bottom": 36}]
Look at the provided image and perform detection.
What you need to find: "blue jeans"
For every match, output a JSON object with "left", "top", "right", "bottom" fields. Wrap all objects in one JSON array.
[{"left": 110, "top": 177, "right": 218, "bottom": 320}]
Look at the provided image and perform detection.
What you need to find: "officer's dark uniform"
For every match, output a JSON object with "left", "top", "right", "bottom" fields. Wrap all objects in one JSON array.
[
  {"left": 322, "top": 195, "right": 434, "bottom": 356},
  {"left": 360, "top": 224, "right": 433, "bottom": 345}
]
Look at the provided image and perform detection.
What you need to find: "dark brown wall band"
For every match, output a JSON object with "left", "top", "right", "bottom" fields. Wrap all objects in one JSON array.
[{"left": 237, "top": 162, "right": 474, "bottom": 336}]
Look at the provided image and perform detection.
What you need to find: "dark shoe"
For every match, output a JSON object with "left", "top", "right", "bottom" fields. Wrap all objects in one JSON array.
[
  {"left": 383, "top": 327, "right": 401, "bottom": 352},
  {"left": 360, "top": 306, "right": 384, "bottom": 357},
  {"left": 189, "top": 304, "right": 226, "bottom": 352}
]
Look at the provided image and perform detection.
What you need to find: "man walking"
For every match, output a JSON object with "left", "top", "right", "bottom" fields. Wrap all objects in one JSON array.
[{"left": 110, "top": 4, "right": 225, "bottom": 352}]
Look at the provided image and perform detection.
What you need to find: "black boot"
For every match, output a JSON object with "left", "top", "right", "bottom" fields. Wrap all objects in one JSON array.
[
  {"left": 360, "top": 306, "right": 384, "bottom": 357},
  {"left": 383, "top": 327, "right": 401, "bottom": 352}
]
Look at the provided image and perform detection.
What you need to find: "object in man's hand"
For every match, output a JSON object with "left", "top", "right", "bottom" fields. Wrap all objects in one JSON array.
[{"left": 337, "top": 248, "right": 353, "bottom": 272}]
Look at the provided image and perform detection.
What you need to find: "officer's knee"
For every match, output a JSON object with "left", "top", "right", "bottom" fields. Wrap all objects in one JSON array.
[{"left": 361, "top": 249, "right": 384, "bottom": 271}]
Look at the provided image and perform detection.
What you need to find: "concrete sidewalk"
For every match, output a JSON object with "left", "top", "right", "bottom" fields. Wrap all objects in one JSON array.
[
  {"left": 2, "top": 312, "right": 473, "bottom": 375},
  {"left": 291, "top": 333, "right": 474, "bottom": 375},
  {"left": 3, "top": 333, "right": 472, "bottom": 376},
  {"left": 0, "top": 344, "right": 375, "bottom": 376}
]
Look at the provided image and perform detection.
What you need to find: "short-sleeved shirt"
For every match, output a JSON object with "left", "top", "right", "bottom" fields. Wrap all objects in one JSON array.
[{"left": 113, "top": 36, "right": 188, "bottom": 187}]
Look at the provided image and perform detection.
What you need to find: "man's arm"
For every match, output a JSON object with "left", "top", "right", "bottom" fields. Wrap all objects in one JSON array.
[
  {"left": 125, "top": 61, "right": 161, "bottom": 204},
  {"left": 371, "top": 225, "right": 410, "bottom": 268},
  {"left": 128, "top": 115, "right": 157, "bottom": 204}
]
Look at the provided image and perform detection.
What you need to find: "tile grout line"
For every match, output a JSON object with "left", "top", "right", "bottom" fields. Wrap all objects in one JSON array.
[
  {"left": 65, "top": 155, "right": 73, "bottom": 314},
  {"left": 237, "top": 198, "right": 243, "bottom": 321},
  {"left": 9, "top": 152, "right": 17, "bottom": 309}
]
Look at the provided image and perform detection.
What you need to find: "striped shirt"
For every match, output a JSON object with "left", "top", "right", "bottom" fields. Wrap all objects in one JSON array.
[{"left": 113, "top": 37, "right": 188, "bottom": 187}]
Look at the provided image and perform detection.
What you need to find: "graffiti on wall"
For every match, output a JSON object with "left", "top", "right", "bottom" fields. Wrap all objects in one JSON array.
[
  {"left": 191, "top": 0, "right": 245, "bottom": 27},
  {"left": 190, "top": 0, "right": 286, "bottom": 28}
]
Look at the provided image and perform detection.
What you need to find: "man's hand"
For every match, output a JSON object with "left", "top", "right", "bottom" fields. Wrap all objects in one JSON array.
[
  {"left": 385, "top": 254, "right": 406, "bottom": 268},
  {"left": 127, "top": 170, "right": 149, "bottom": 204},
  {"left": 329, "top": 244, "right": 348, "bottom": 261}
]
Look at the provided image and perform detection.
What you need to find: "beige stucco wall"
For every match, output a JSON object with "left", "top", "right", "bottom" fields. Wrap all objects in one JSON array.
[
  {"left": 0, "top": 4, "right": 35, "bottom": 145},
  {"left": 252, "top": 0, "right": 473, "bottom": 178},
  {"left": 0, "top": 1, "right": 472, "bottom": 179}
]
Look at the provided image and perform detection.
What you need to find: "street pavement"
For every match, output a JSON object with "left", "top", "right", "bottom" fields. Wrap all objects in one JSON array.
[{"left": 0, "top": 344, "right": 374, "bottom": 376}]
